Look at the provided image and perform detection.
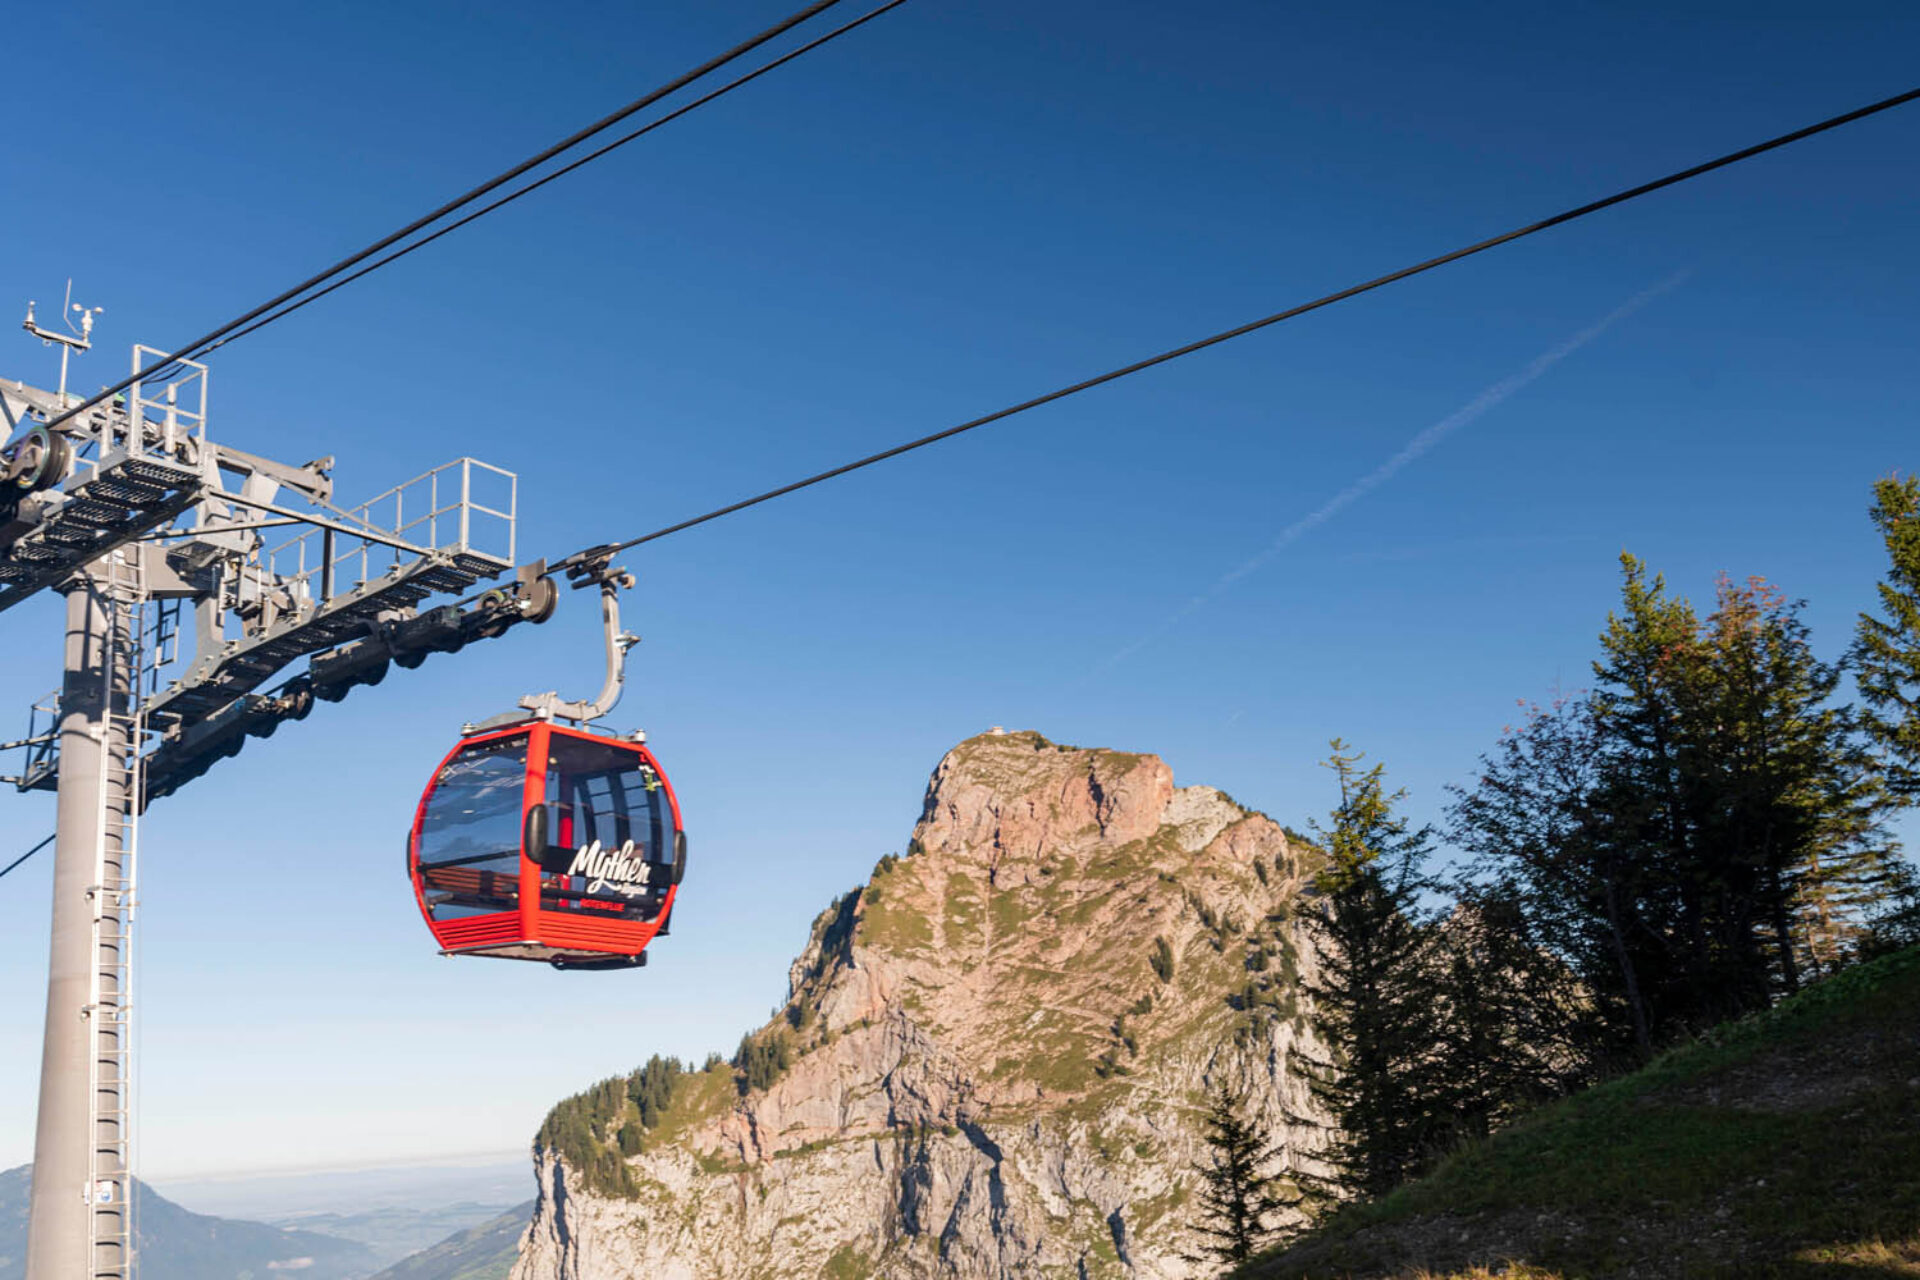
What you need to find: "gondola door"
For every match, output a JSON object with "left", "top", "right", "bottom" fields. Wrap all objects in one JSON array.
[{"left": 531, "top": 724, "right": 681, "bottom": 963}]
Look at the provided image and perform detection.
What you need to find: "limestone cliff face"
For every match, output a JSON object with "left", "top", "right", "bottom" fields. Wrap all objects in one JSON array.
[{"left": 512, "top": 731, "right": 1330, "bottom": 1280}]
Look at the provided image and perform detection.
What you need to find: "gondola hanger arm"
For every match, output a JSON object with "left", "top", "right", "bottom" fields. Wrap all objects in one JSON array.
[{"left": 519, "top": 561, "right": 637, "bottom": 725}]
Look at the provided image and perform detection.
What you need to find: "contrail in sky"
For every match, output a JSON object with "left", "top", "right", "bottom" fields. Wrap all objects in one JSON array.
[{"left": 1087, "top": 270, "right": 1690, "bottom": 679}]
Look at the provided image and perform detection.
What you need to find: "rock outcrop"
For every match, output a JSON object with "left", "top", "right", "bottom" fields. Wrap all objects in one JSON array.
[{"left": 512, "top": 730, "right": 1330, "bottom": 1280}]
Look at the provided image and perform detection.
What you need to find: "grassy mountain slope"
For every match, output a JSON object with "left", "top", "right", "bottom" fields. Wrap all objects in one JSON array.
[
  {"left": 0, "top": 1165, "right": 379, "bottom": 1280},
  {"left": 367, "top": 1202, "right": 532, "bottom": 1280},
  {"left": 1241, "top": 945, "right": 1920, "bottom": 1280}
]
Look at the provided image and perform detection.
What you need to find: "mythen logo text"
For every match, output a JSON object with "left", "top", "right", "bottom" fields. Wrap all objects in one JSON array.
[{"left": 563, "top": 840, "right": 655, "bottom": 898}]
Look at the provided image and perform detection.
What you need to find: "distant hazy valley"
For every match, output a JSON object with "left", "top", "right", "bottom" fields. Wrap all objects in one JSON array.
[{"left": 0, "top": 1161, "right": 529, "bottom": 1280}]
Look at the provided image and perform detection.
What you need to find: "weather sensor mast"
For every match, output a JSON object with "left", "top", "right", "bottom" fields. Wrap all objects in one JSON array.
[{"left": 21, "top": 282, "right": 102, "bottom": 407}]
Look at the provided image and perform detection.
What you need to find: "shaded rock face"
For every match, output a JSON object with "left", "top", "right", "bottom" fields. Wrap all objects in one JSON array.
[{"left": 512, "top": 731, "right": 1330, "bottom": 1280}]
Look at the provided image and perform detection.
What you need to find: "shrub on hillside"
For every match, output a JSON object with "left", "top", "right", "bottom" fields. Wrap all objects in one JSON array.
[{"left": 1150, "top": 936, "right": 1176, "bottom": 983}]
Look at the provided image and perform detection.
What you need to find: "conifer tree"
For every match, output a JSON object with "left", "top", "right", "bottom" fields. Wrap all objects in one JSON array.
[
  {"left": 1860, "top": 860, "right": 1920, "bottom": 956},
  {"left": 1294, "top": 741, "right": 1448, "bottom": 1199},
  {"left": 1682, "top": 575, "right": 1887, "bottom": 998},
  {"left": 1456, "top": 555, "right": 1902, "bottom": 1057},
  {"left": 628, "top": 1054, "right": 684, "bottom": 1129},
  {"left": 734, "top": 1028, "right": 793, "bottom": 1094},
  {"left": 1855, "top": 475, "right": 1920, "bottom": 799},
  {"left": 1185, "top": 1087, "right": 1295, "bottom": 1266},
  {"left": 1795, "top": 836, "right": 1914, "bottom": 974},
  {"left": 1588, "top": 554, "right": 1713, "bottom": 1031}
]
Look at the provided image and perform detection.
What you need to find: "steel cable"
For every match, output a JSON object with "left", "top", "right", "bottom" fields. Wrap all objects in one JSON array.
[
  {"left": 1, "top": 833, "right": 54, "bottom": 881},
  {"left": 209, "top": 0, "right": 912, "bottom": 354},
  {"left": 41, "top": 0, "right": 853, "bottom": 434},
  {"left": 567, "top": 84, "right": 1920, "bottom": 560}
]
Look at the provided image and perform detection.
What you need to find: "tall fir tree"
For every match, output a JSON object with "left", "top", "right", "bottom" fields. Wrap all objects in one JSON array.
[
  {"left": 1854, "top": 474, "right": 1920, "bottom": 800},
  {"left": 1293, "top": 741, "right": 1448, "bottom": 1200},
  {"left": 1588, "top": 554, "right": 1716, "bottom": 1032},
  {"left": 1185, "top": 1088, "right": 1297, "bottom": 1266}
]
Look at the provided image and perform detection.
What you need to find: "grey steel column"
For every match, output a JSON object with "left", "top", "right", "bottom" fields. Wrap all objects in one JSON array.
[{"left": 25, "top": 580, "right": 110, "bottom": 1280}]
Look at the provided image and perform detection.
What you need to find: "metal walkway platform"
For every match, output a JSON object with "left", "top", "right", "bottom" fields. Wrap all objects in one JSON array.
[
  {"left": 141, "top": 545, "right": 509, "bottom": 731},
  {"left": 0, "top": 456, "right": 203, "bottom": 615}
]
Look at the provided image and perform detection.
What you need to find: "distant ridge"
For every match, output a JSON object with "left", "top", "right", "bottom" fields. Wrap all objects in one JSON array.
[
  {"left": 367, "top": 1202, "right": 533, "bottom": 1280},
  {"left": 154, "top": 1157, "right": 528, "bottom": 1220},
  {"left": 0, "top": 1164, "right": 378, "bottom": 1280}
]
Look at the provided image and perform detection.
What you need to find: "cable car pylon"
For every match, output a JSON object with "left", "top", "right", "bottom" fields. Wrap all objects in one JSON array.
[{"left": 1, "top": 306, "right": 568, "bottom": 1280}]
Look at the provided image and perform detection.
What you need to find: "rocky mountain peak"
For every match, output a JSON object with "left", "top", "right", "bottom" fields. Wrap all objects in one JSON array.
[
  {"left": 917, "top": 731, "right": 1184, "bottom": 877},
  {"left": 514, "top": 732, "right": 1330, "bottom": 1280}
]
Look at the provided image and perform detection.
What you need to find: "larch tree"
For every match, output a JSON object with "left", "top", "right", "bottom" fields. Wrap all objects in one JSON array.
[{"left": 1682, "top": 574, "right": 1893, "bottom": 998}]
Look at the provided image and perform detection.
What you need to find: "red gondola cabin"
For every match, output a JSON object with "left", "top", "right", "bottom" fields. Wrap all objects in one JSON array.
[{"left": 408, "top": 720, "right": 685, "bottom": 969}]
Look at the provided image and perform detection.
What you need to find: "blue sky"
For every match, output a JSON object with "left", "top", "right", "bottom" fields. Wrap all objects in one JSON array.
[{"left": 2, "top": 0, "right": 1917, "bottom": 1181}]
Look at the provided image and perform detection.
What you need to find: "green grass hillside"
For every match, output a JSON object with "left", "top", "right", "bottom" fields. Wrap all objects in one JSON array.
[{"left": 1241, "top": 945, "right": 1920, "bottom": 1280}]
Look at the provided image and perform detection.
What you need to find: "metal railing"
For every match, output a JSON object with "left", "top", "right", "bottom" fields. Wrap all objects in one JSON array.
[
  {"left": 262, "top": 458, "right": 516, "bottom": 603},
  {"left": 17, "top": 690, "right": 61, "bottom": 789},
  {"left": 125, "top": 344, "right": 207, "bottom": 458},
  {"left": 53, "top": 349, "right": 208, "bottom": 490}
]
